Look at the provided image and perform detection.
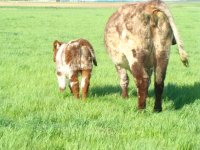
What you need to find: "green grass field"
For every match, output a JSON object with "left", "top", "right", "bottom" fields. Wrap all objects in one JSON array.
[{"left": 0, "top": 3, "right": 200, "bottom": 149}]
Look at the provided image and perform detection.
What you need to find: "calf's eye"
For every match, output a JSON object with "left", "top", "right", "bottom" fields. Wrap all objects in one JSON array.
[{"left": 57, "top": 72, "right": 62, "bottom": 76}]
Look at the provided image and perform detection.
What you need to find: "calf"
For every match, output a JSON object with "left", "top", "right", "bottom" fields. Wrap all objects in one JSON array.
[
  {"left": 53, "top": 39, "right": 97, "bottom": 99},
  {"left": 104, "top": 0, "right": 188, "bottom": 111}
]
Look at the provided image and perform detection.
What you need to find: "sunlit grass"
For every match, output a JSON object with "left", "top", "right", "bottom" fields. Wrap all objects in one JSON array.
[{"left": 0, "top": 3, "right": 200, "bottom": 149}]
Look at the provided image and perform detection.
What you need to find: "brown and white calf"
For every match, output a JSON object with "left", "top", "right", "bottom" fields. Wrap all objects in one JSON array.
[
  {"left": 53, "top": 39, "right": 97, "bottom": 99},
  {"left": 104, "top": 0, "right": 188, "bottom": 111}
]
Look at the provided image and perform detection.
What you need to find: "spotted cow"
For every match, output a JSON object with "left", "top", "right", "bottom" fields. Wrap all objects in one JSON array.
[
  {"left": 53, "top": 39, "right": 97, "bottom": 99},
  {"left": 104, "top": 0, "right": 188, "bottom": 111}
]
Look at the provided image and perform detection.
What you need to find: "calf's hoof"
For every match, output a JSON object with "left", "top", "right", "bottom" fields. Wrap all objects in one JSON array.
[
  {"left": 73, "top": 94, "right": 80, "bottom": 99},
  {"left": 82, "top": 96, "right": 87, "bottom": 101},
  {"left": 59, "top": 88, "right": 65, "bottom": 92}
]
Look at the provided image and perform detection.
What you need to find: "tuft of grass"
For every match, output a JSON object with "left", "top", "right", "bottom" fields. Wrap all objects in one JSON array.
[{"left": 0, "top": 3, "right": 200, "bottom": 150}]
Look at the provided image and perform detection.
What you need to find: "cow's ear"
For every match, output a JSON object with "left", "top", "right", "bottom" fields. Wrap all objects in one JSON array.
[{"left": 53, "top": 40, "right": 62, "bottom": 62}]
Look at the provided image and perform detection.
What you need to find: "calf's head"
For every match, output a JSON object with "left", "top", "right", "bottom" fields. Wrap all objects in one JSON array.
[{"left": 53, "top": 40, "right": 66, "bottom": 92}]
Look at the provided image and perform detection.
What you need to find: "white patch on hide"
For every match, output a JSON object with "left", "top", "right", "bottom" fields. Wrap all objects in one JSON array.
[
  {"left": 121, "top": 30, "right": 127, "bottom": 40},
  {"left": 81, "top": 77, "right": 86, "bottom": 89},
  {"left": 70, "top": 81, "right": 78, "bottom": 88},
  {"left": 71, "top": 42, "right": 79, "bottom": 47},
  {"left": 57, "top": 75, "right": 66, "bottom": 90}
]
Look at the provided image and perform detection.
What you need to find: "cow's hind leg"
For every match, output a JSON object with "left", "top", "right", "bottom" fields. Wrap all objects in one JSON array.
[
  {"left": 131, "top": 63, "right": 149, "bottom": 110},
  {"left": 147, "top": 68, "right": 153, "bottom": 89},
  {"left": 81, "top": 69, "right": 91, "bottom": 99},
  {"left": 154, "top": 51, "right": 169, "bottom": 112},
  {"left": 115, "top": 65, "right": 129, "bottom": 98},
  {"left": 69, "top": 71, "right": 80, "bottom": 98},
  {"left": 153, "top": 13, "right": 173, "bottom": 112}
]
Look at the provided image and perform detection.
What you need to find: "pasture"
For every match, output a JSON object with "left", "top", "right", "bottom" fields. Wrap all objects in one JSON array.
[{"left": 0, "top": 2, "right": 200, "bottom": 149}]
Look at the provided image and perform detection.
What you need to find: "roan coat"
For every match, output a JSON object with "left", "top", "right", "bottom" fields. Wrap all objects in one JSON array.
[
  {"left": 53, "top": 39, "right": 97, "bottom": 99},
  {"left": 104, "top": 0, "right": 188, "bottom": 111}
]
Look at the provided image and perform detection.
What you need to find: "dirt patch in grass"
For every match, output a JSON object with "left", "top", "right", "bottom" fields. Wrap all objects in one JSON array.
[{"left": 0, "top": 1, "right": 126, "bottom": 8}]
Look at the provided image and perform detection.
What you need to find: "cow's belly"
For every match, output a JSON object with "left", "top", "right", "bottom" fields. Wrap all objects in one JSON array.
[
  {"left": 110, "top": 49, "right": 130, "bottom": 70},
  {"left": 105, "top": 32, "right": 137, "bottom": 71},
  {"left": 105, "top": 27, "right": 155, "bottom": 72},
  {"left": 105, "top": 38, "right": 130, "bottom": 70}
]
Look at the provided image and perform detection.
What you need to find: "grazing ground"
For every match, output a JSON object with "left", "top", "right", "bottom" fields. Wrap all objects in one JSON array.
[
  {"left": 0, "top": 2, "right": 200, "bottom": 149},
  {"left": 0, "top": 1, "right": 124, "bottom": 8}
]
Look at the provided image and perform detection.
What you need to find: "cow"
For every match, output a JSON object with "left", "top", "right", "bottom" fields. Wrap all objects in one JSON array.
[
  {"left": 53, "top": 39, "right": 97, "bottom": 99},
  {"left": 104, "top": 0, "right": 188, "bottom": 112}
]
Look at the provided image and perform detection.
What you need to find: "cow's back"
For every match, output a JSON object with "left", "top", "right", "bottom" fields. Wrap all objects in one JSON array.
[{"left": 104, "top": 2, "right": 172, "bottom": 70}]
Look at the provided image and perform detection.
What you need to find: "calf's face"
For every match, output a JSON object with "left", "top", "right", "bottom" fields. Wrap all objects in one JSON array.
[
  {"left": 57, "top": 71, "right": 66, "bottom": 92},
  {"left": 52, "top": 39, "right": 96, "bottom": 99},
  {"left": 53, "top": 40, "right": 66, "bottom": 92}
]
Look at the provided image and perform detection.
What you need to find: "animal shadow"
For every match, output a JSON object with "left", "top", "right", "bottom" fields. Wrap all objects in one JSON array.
[
  {"left": 91, "top": 85, "right": 121, "bottom": 97},
  {"left": 163, "top": 82, "right": 200, "bottom": 109},
  {"left": 91, "top": 82, "right": 200, "bottom": 110}
]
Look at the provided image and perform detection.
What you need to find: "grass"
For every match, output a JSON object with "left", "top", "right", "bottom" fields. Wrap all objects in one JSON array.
[{"left": 0, "top": 2, "right": 200, "bottom": 149}]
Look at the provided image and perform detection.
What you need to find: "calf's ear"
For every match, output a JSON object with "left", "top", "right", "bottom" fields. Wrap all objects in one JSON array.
[
  {"left": 53, "top": 40, "right": 62, "bottom": 50},
  {"left": 53, "top": 40, "right": 62, "bottom": 62}
]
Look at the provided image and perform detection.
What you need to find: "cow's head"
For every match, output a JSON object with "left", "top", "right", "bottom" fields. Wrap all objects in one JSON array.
[{"left": 53, "top": 40, "right": 63, "bottom": 62}]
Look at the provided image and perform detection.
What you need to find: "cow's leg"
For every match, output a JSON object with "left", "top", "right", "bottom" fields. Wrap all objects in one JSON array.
[
  {"left": 154, "top": 52, "right": 169, "bottom": 112},
  {"left": 147, "top": 68, "right": 153, "bottom": 89},
  {"left": 115, "top": 65, "right": 129, "bottom": 98},
  {"left": 131, "top": 63, "right": 149, "bottom": 110},
  {"left": 153, "top": 11, "right": 173, "bottom": 112},
  {"left": 81, "top": 70, "right": 91, "bottom": 99},
  {"left": 69, "top": 71, "right": 80, "bottom": 98}
]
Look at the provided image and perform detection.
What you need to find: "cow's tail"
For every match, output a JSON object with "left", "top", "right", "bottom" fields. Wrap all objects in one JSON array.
[
  {"left": 157, "top": 2, "right": 189, "bottom": 67},
  {"left": 89, "top": 48, "right": 97, "bottom": 66}
]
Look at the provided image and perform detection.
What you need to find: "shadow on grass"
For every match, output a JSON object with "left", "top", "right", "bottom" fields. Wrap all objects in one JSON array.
[
  {"left": 91, "top": 82, "right": 200, "bottom": 110},
  {"left": 163, "top": 82, "right": 200, "bottom": 109},
  {"left": 139, "top": 82, "right": 200, "bottom": 110},
  {"left": 91, "top": 85, "right": 121, "bottom": 97}
]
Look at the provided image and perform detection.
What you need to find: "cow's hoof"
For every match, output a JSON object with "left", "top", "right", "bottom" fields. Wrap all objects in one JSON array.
[
  {"left": 153, "top": 107, "right": 162, "bottom": 112},
  {"left": 138, "top": 105, "right": 146, "bottom": 110},
  {"left": 121, "top": 90, "right": 128, "bottom": 99},
  {"left": 138, "top": 102, "right": 146, "bottom": 110},
  {"left": 122, "top": 94, "right": 128, "bottom": 99}
]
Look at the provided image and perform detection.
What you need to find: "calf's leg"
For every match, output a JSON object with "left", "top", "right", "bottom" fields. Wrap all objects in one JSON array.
[
  {"left": 81, "top": 70, "right": 91, "bottom": 99},
  {"left": 69, "top": 71, "right": 80, "bottom": 98}
]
